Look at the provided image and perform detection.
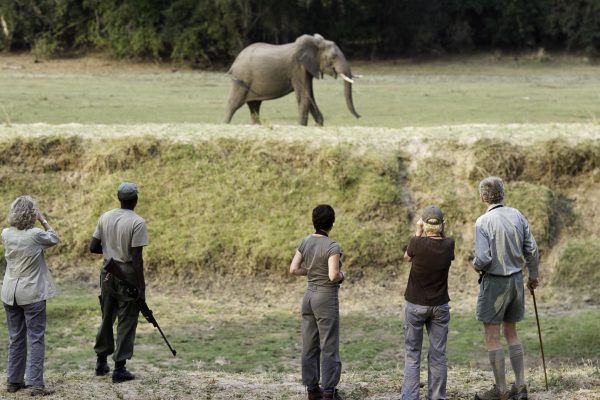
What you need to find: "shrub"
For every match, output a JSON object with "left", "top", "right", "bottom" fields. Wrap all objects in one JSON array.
[
  {"left": 468, "top": 139, "right": 525, "bottom": 182},
  {"left": 524, "top": 139, "right": 600, "bottom": 185},
  {"left": 504, "top": 181, "right": 556, "bottom": 249},
  {"left": 553, "top": 237, "right": 600, "bottom": 287}
]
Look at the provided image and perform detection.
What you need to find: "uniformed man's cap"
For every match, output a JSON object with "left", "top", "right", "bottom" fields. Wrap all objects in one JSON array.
[
  {"left": 422, "top": 205, "right": 444, "bottom": 225},
  {"left": 117, "top": 182, "right": 138, "bottom": 201}
]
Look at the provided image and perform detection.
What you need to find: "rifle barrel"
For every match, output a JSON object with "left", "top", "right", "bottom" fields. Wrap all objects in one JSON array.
[{"left": 156, "top": 322, "right": 177, "bottom": 356}]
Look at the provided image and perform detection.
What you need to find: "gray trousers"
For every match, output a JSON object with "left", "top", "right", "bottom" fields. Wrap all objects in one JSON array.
[
  {"left": 301, "top": 284, "right": 341, "bottom": 391},
  {"left": 3, "top": 300, "right": 47, "bottom": 387},
  {"left": 402, "top": 301, "right": 450, "bottom": 400}
]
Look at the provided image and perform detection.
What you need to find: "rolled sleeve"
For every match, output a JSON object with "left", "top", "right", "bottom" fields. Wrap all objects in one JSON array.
[
  {"left": 473, "top": 224, "right": 491, "bottom": 271},
  {"left": 34, "top": 228, "right": 59, "bottom": 248},
  {"left": 522, "top": 220, "right": 539, "bottom": 279}
]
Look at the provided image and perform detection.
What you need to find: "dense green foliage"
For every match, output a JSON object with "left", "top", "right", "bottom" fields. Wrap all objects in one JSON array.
[{"left": 1, "top": 0, "right": 600, "bottom": 63}]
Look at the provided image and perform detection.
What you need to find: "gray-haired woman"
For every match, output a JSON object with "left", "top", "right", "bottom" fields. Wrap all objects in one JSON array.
[{"left": 1, "top": 196, "right": 59, "bottom": 396}]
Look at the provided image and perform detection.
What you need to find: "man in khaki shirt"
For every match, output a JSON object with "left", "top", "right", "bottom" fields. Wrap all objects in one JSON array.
[{"left": 90, "top": 182, "right": 148, "bottom": 383}]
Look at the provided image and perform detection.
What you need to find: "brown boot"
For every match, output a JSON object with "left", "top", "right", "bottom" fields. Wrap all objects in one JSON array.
[
  {"left": 6, "top": 382, "right": 26, "bottom": 393},
  {"left": 508, "top": 383, "right": 528, "bottom": 400},
  {"left": 323, "top": 389, "right": 342, "bottom": 399},
  {"left": 308, "top": 386, "right": 323, "bottom": 400},
  {"left": 474, "top": 384, "right": 509, "bottom": 400}
]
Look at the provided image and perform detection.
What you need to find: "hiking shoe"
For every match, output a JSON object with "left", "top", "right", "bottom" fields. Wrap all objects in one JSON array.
[
  {"left": 474, "top": 384, "right": 509, "bottom": 400},
  {"left": 112, "top": 367, "right": 135, "bottom": 383},
  {"left": 308, "top": 386, "right": 323, "bottom": 400},
  {"left": 29, "top": 386, "right": 55, "bottom": 396},
  {"left": 323, "top": 390, "right": 343, "bottom": 400},
  {"left": 6, "top": 382, "right": 26, "bottom": 393},
  {"left": 509, "top": 383, "right": 528, "bottom": 399},
  {"left": 95, "top": 360, "right": 110, "bottom": 376}
]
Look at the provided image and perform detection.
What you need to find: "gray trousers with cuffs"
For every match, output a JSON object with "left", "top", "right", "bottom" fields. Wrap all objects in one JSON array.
[
  {"left": 3, "top": 300, "right": 47, "bottom": 387},
  {"left": 301, "top": 284, "right": 341, "bottom": 391},
  {"left": 402, "top": 301, "right": 450, "bottom": 400}
]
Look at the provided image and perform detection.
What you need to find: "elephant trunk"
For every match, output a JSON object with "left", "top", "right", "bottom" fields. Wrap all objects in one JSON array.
[{"left": 344, "top": 79, "right": 360, "bottom": 119}]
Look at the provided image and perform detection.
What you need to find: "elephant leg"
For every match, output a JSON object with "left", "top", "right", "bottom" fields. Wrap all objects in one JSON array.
[
  {"left": 308, "top": 102, "right": 324, "bottom": 126},
  {"left": 224, "top": 82, "right": 248, "bottom": 123},
  {"left": 306, "top": 80, "right": 324, "bottom": 126},
  {"left": 247, "top": 101, "right": 262, "bottom": 124},
  {"left": 295, "top": 89, "right": 310, "bottom": 126}
]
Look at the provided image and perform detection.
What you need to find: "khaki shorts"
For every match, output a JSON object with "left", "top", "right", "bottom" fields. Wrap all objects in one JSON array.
[{"left": 476, "top": 272, "right": 524, "bottom": 324}]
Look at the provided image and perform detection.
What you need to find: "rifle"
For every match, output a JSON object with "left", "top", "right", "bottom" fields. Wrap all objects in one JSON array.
[{"left": 103, "top": 258, "right": 177, "bottom": 357}]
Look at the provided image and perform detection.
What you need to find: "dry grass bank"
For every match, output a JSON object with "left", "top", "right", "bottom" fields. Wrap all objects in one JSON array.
[{"left": 0, "top": 123, "right": 598, "bottom": 299}]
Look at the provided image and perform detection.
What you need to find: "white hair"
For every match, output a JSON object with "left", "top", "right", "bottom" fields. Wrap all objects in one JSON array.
[{"left": 8, "top": 196, "right": 38, "bottom": 230}]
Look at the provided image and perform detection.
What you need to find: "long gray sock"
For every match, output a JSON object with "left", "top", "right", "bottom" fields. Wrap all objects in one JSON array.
[
  {"left": 509, "top": 343, "right": 525, "bottom": 387},
  {"left": 489, "top": 348, "right": 506, "bottom": 393}
]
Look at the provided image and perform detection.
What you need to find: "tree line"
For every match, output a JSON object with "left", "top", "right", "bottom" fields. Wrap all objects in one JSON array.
[{"left": 1, "top": 0, "right": 599, "bottom": 65}]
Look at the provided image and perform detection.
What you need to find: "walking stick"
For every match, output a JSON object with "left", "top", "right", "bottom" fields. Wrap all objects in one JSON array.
[{"left": 530, "top": 288, "right": 548, "bottom": 390}]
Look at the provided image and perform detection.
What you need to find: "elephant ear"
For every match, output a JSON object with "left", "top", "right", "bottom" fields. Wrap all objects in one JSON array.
[{"left": 296, "top": 36, "right": 322, "bottom": 79}]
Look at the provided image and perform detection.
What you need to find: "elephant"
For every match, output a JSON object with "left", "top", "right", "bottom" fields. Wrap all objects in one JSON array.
[{"left": 224, "top": 34, "right": 360, "bottom": 126}]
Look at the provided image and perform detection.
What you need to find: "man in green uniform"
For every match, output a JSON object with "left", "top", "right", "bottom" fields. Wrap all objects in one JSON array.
[{"left": 89, "top": 182, "right": 149, "bottom": 383}]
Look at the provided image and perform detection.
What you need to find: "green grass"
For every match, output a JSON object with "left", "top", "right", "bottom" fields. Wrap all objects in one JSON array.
[
  {"left": 2, "top": 56, "right": 600, "bottom": 127},
  {"left": 0, "top": 56, "right": 598, "bottom": 398},
  {"left": 2, "top": 283, "right": 599, "bottom": 376}
]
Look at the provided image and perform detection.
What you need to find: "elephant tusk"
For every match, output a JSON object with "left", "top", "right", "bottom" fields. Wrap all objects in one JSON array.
[{"left": 340, "top": 74, "right": 354, "bottom": 84}]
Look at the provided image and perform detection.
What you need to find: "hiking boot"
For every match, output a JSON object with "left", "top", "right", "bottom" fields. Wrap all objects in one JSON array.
[
  {"left": 95, "top": 360, "right": 110, "bottom": 376},
  {"left": 323, "top": 390, "right": 343, "bottom": 400},
  {"left": 6, "top": 382, "right": 26, "bottom": 393},
  {"left": 509, "top": 383, "right": 528, "bottom": 399},
  {"left": 308, "top": 386, "right": 323, "bottom": 400},
  {"left": 474, "top": 384, "right": 509, "bottom": 400},
  {"left": 112, "top": 367, "right": 135, "bottom": 383},
  {"left": 29, "top": 386, "right": 55, "bottom": 396}
]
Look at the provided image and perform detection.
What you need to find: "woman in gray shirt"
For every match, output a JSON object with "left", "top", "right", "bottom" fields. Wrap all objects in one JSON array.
[
  {"left": 290, "top": 205, "right": 345, "bottom": 400},
  {"left": 1, "top": 196, "right": 59, "bottom": 396}
]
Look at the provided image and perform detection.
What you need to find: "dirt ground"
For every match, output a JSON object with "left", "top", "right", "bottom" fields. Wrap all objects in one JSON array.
[{"left": 1, "top": 366, "right": 599, "bottom": 399}]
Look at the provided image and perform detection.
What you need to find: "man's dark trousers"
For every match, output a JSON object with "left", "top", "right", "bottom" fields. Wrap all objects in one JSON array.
[{"left": 94, "top": 269, "right": 139, "bottom": 362}]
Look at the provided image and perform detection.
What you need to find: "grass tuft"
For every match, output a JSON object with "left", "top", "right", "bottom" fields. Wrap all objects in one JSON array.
[{"left": 553, "top": 237, "right": 600, "bottom": 288}]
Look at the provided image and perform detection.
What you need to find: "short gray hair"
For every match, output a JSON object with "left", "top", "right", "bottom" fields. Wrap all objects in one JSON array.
[
  {"left": 8, "top": 196, "right": 38, "bottom": 230},
  {"left": 479, "top": 176, "right": 504, "bottom": 204}
]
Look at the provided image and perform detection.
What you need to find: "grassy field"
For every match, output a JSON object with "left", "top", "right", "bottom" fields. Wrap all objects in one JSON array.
[
  {"left": 2, "top": 54, "right": 600, "bottom": 127},
  {"left": 1, "top": 280, "right": 599, "bottom": 399},
  {"left": 0, "top": 54, "right": 599, "bottom": 399}
]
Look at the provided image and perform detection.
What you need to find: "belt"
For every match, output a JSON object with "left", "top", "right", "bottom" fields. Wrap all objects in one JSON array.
[
  {"left": 479, "top": 269, "right": 521, "bottom": 283},
  {"left": 307, "top": 283, "right": 339, "bottom": 290},
  {"left": 485, "top": 270, "right": 522, "bottom": 278}
]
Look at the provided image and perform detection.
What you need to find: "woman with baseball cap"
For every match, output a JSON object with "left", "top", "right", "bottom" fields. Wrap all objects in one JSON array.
[{"left": 401, "top": 205, "right": 455, "bottom": 400}]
